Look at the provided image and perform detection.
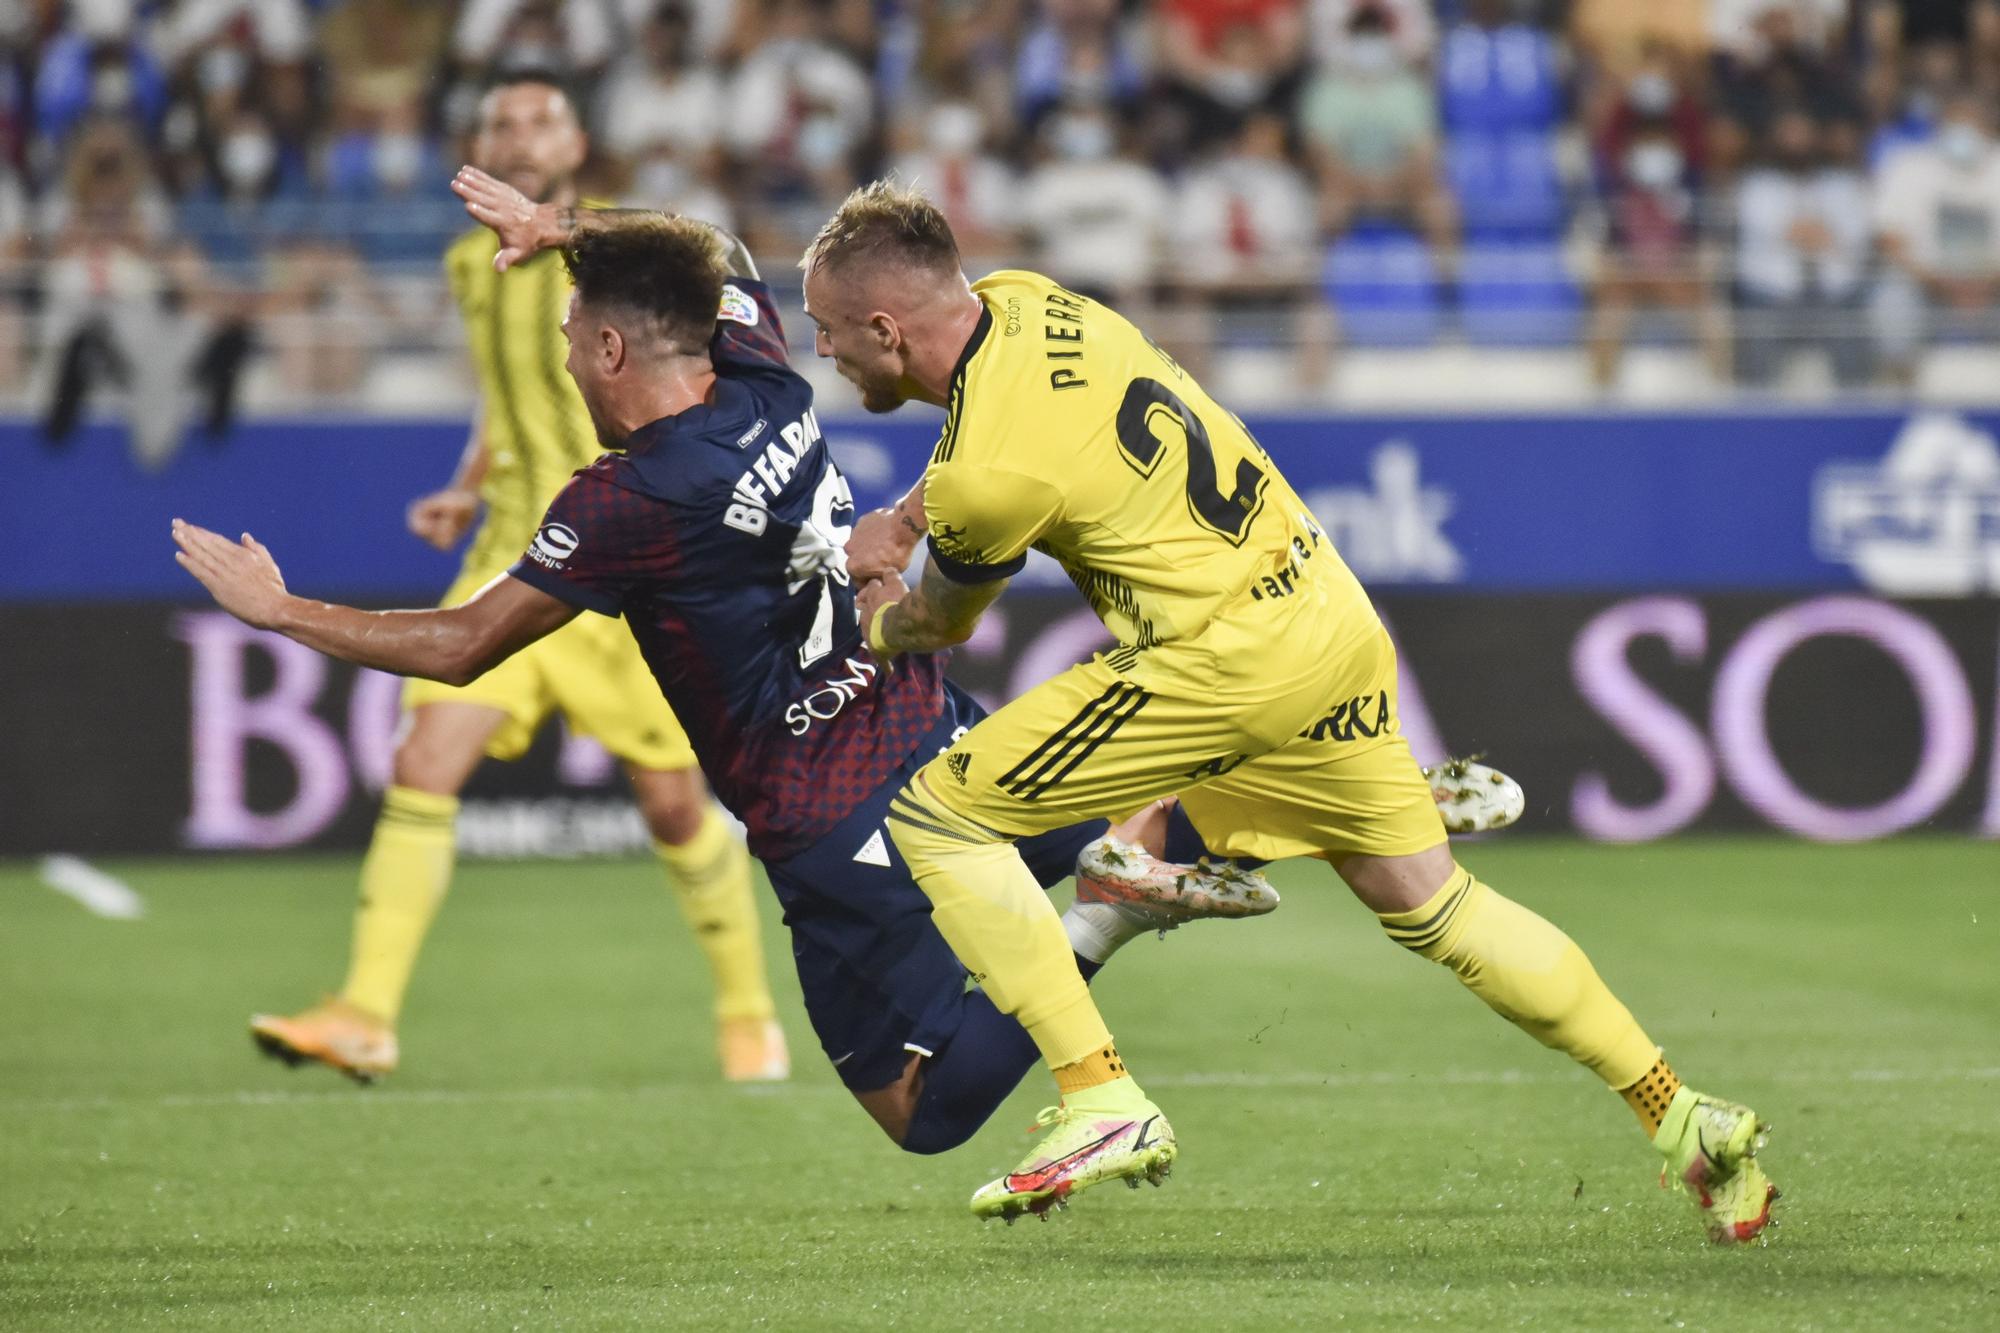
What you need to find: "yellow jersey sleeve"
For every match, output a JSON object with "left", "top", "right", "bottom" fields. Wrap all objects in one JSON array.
[{"left": 922, "top": 460, "right": 1064, "bottom": 583}]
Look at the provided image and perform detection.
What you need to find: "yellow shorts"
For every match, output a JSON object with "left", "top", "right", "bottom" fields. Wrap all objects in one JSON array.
[
  {"left": 402, "top": 568, "right": 697, "bottom": 771},
  {"left": 908, "top": 579, "right": 1445, "bottom": 863}
]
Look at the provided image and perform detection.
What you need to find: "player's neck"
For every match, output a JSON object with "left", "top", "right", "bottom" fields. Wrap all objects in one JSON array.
[
  {"left": 903, "top": 287, "right": 985, "bottom": 407},
  {"left": 608, "top": 359, "right": 718, "bottom": 439}
]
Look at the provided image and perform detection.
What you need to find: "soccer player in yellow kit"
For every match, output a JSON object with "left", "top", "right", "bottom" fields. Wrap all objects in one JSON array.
[
  {"left": 249, "top": 73, "right": 787, "bottom": 1085},
  {"left": 805, "top": 182, "right": 1776, "bottom": 1240}
]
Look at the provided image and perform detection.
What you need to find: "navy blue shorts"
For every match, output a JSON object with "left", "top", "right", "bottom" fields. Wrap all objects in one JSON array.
[{"left": 763, "top": 682, "right": 1107, "bottom": 1093}]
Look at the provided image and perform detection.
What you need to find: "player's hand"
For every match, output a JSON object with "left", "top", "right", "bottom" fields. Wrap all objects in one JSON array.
[
  {"left": 846, "top": 508, "right": 919, "bottom": 583},
  {"left": 853, "top": 571, "right": 908, "bottom": 652},
  {"left": 407, "top": 487, "right": 481, "bottom": 551},
  {"left": 451, "top": 166, "right": 562, "bottom": 272},
  {"left": 171, "top": 519, "right": 292, "bottom": 630}
]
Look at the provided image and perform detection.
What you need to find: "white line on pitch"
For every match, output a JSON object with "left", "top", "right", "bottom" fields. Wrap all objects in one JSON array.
[
  {"left": 35, "top": 855, "right": 144, "bottom": 921},
  {"left": 4, "top": 1065, "right": 1995, "bottom": 1115}
]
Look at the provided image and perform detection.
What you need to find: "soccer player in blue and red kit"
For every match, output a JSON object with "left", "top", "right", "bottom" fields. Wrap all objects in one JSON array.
[{"left": 172, "top": 191, "right": 1273, "bottom": 1164}]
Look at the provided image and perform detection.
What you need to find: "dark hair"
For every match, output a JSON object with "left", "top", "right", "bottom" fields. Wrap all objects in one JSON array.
[
  {"left": 563, "top": 215, "right": 726, "bottom": 355},
  {"left": 801, "top": 179, "right": 961, "bottom": 278},
  {"left": 482, "top": 67, "right": 578, "bottom": 115}
]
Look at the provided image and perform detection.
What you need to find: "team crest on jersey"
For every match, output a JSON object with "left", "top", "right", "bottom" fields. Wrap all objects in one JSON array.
[
  {"left": 528, "top": 522, "right": 580, "bottom": 568},
  {"left": 719, "top": 283, "right": 759, "bottom": 327}
]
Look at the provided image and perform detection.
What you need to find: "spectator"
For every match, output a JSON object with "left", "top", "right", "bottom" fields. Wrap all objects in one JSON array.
[
  {"left": 1585, "top": 112, "right": 1727, "bottom": 387},
  {"left": 454, "top": 0, "right": 619, "bottom": 75},
  {"left": 156, "top": 0, "right": 314, "bottom": 66},
  {"left": 1569, "top": 0, "right": 1708, "bottom": 92},
  {"left": 594, "top": 1, "right": 727, "bottom": 206},
  {"left": 1014, "top": 0, "right": 1147, "bottom": 130},
  {"left": 33, "top": 25, "right": 169, "bottom": 147},
  {"left": 1732, "top": 106, "right": 1874, "bottom": 387},
  {"left": 1711, "top": 0, "right": 1850, "bottom": 62},
  {"left": 1019, "top": 100, "right": 1168, "bottom": 306},
  {"left": 320, "top": 0, "right": 454, "bottom": 128},
  {"left": 1872, "top": 89, "right": 2000, "bottom": 383},
  {"left": 1298, "top": 2, "right": 1456, "bottom": 257},
  {"left": 1595, "top": 41, "right": 1707, "bottom": 185},
  {"left": 325, "top": 94, "right": 449, "bottom": 200},
  {"left": 1174, "top": 110, "right": 1318, "bottom": 292},
  {"left": 887, "top": 100, "right": 1019, "bottom": 261},
  {"left": 1309, "top": 0, "right": 1435, "bottom": 69},
  {"left": 1711, "top": 1, "right": 1865, "bottom": 177},
  {"left": 34, "top": 118, "right": 251, "bottom": 467},
  {"left": 0, "top": 157, "right": 30, "bottom": 389},
  {"left": 1158, "top": 0, "right": 1307, "bottom": 150},
  {"left": 1868, "top": 34, "right": 1966, "bottom": 163},
  {"left": 724, "top": 0, "right": 875, "bottom": 217},
  {"left": 1170, "top": 109, "right": 1327, "bottom": 381}
]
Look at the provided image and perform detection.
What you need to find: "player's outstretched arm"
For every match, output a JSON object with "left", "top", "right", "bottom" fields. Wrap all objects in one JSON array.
[
  {"left": 171, "top": 519, "right": 577, "bottom": 685},
  {"left": 857, "top": 558, "right": 1006, "bottom": 656},
  {"left": 450, "top": 166, "right": 759, "bottom": 276}
]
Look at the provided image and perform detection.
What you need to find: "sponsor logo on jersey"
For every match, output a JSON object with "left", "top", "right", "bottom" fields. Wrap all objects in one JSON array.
[
  {"left": 945, "top": 751, "right": 972, "bottom": 784},
  {"left": 783, "top": 655, "right": 878, "bottom": 735},
  {"left": 719, "top": 283, "right": 759, "bottom": 327},
  {"left": 1815, "top": 412, "right": 2000, "bottom": 594},
  {"left": 1298, "top": 692, "right": 1392, "bottom": 744},
  {"left": 528, "top": 522, "right": 580, "bottom": 568},
  {"left": 852, "top": 828, "right": 892, "bottom": 867}
]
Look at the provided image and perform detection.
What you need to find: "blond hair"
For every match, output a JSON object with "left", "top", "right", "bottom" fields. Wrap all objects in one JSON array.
[{"left": 800, "top": 179, "right": 961, "bottom": 278}]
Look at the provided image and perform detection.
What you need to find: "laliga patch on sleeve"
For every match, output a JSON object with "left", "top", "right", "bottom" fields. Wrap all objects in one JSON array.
[{"left": 719, "top": 284, "right": 759, "bottom": 327}]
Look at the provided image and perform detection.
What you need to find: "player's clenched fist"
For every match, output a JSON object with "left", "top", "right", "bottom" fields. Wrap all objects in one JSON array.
[
  {"left": 407, "top": 488, "right": 481, "bottom": 551},
  {"left": 853, "top": 570, "right": 907, "bottom": 656},
  {"left": 171, "top": 519, "right": 292, "bottom": 630}
]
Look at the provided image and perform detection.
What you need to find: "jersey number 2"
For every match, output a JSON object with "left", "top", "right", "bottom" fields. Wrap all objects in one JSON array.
[{"left": 1114, "top": 378, "right": 1268, "bottom": 546}]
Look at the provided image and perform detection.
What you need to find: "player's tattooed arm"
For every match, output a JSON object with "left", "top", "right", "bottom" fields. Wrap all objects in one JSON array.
[
  {"left": 171, "top": 520, "right": 577, "bottom": 685},
  {"left": 846, "top": 480, "right": 927, "bottom": 582},
  {"left": 452, "top": 167, "right": 758, "bottom": 276},
  {"left": 855, "top": 557, "right": 1007, "bottom": 656}
]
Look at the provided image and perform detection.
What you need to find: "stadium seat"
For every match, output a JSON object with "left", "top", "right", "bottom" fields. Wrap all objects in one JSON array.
[
  {"left": 1458, "top": 244, "right": 1583, "bottom": 346},
  {"left": 1449, "top": 130, "right": 1567, "bottom": 241},
  {"left": 1322, "top": 225, "right": 1445, "bottom": 348},
  {"left": 1437, "top": 22, "right": 1563, "bottom": 134}
]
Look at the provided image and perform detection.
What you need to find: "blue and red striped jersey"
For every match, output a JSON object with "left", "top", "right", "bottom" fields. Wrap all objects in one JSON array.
[{"left": 509, "top": 276, "right": 947, "bottom": 858}]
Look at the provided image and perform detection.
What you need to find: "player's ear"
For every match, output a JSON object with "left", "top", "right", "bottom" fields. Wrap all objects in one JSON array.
[
  {"left": 868, "top": 311, "right": 899, "bottom": 351},
  {"left": 600, "top": 323, "right": 625, "bottom": 373}
]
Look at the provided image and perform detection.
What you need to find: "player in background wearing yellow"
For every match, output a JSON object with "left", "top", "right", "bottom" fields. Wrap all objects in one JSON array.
[
  {"left": 806, "top": 183, "right": 1776, "bottom": 1239},
  {"left": 249, "top": 73, "right": 787, "bottom": 1085}
]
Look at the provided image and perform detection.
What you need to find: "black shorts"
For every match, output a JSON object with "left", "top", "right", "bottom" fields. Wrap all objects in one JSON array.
[{"left": 763, "top": 682, "right": 1106, "bottom": 1092}]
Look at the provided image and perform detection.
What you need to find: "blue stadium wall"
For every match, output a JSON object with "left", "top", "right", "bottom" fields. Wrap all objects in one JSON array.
[{"left": 4, "top": 409, "right": 1998, "bottom": 855}]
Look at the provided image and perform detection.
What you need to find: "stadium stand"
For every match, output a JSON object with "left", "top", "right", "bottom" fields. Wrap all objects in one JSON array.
[{"left": 1, "top": 0, "right": 1997, "bottom": 425}]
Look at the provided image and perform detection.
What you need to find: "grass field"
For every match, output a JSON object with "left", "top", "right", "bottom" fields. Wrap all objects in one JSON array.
[{"left": 3, "top": 839, "right": 1996, "bottom": 1330}]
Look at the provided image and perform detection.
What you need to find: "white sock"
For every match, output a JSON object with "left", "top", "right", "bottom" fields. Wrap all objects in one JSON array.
[{"left": 1062, "top": 899, "right": 1156, "bottom": 965}]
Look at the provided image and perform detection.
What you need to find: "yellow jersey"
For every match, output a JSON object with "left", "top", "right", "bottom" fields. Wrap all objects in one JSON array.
[
  {"left": 922, "top": 270, "right": 1371, "bottom": 665},
  {"left": 444, "top": 225, "right": 604, "bottom": 578}
]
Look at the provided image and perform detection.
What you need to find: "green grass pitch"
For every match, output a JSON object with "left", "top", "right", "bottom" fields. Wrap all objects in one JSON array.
[{"left": 3, "top": 839, "right": 1996, "bottom": 1329}]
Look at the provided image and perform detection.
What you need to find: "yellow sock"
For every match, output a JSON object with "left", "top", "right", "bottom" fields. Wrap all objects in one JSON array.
[
  {"left": 1379, "top": 867, "right": 1659, "bottom": 1089},
  {"left": 656, "top": 804, "right": 775, "bottom": 1022},
  {"left": 1619, "top": 1057, "right": 1683, "bottom": 1136},
  {"left": 1054, "top": 1045, "right": 1127, "bottom": 1095},
  {"left": 339, "top": 786, "right": 459, "bottom": 1024},
  {"left": 888, "top": 786, "right": 1113, "bottom": 1071}
]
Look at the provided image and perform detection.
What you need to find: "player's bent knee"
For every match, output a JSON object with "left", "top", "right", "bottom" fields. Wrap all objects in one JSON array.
[
  {"left": 627, "top": 766, "right": 708, "bottom": 845},
  {"left": 852, "top": 1054, "right": 924, "bottom": 1148},
  {"left": 1336, "top": 841, "right": 1456, "bottom": 914}
]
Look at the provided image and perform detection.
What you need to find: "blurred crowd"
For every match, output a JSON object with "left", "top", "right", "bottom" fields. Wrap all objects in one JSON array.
[{"left": 3, "top": 0, "right": 2000, "bottom": 449}]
